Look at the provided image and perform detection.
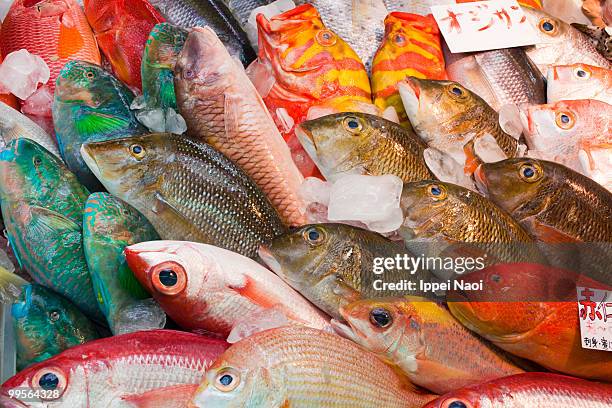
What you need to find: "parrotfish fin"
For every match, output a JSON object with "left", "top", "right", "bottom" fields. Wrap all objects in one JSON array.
[
  {"left": 522, "top": 217, "right": 579, "bottom": 243},
  {"left": 121, "top": 384, "right": 197, "bottom": 408},
  {"left": 0, "top": 266, "right": 28, "bottom": 303},
  {"left": 4, "top": 228, "right": 24, "bottom": 270},
  {"left": 118, "top": 258, "right": 149, "bottom": 299},
  {"left": 26, "top": 206, "right": 81, "bottom": 234},
  {"left": 75, "top": 109, "right": 132, "bottom": 139}
]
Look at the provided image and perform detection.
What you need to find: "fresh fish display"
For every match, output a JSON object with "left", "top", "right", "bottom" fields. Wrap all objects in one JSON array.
[
  {"left": 0, "top": 0, "right": 101, "bottom": 92},
  {"left": 258, "top": 223, "right": 436, "bottom": 320},
  {"left": 174, "top": 27, "right": 306, "bottom": 226},
  {"left": 253, "top": 4, "right": 374, "bottom": 178},
  {"left": 372, "top": 12, "right": 447, "bottom": 126},
  {"left": 83, "top": 0, "right": 165, "bottom": 90},
  {"left": 445, "top": 47, "right": 546, "bottom": 112},
  {"left": 80, "top": 133, "right": 285, "bottom": 258},
  {"left": 572, "top": 23, "right": 612, "bottom": 61},
  {"left": 0, "top": 330, "right": 229, "bottom": 408},
  {"left": 83, "top": 193, "right": 165, "bottom": 335},
  {"left": 190, "top": 325, "right": 437, "bottom": 408},
  {"left": 523, "top": 8, "right": 611, "bottom": 74},
  {"left": 12, "top": 284, "right": 98, "bottom": 371},
  {"left": 447, "top": 263, "right": 612, "bottom": 381},
  {"left": 424, "top": 373, "right": 612, "bottom": 407},
  {"left": 333, "top": 296, "right": 523, "bottom": 394},
  {"left": 139, "top": 23, "right": 188, "bottom": 130},
  {"left": 124, "top": 240, "right": 330, "bottom": 337},
  {"left": 52, "top": 61, "right": 146, "bottom": 191},
  {"left": 399, "top": 77, "right": 518, "bottom": 175},
  {"left": 147, "top": 0, "right": 256, "bottom": 66},
  {"left": 0, "top": 138, "right": 102, "bottom": 321},
  {"left": 295, "top": 0, "right": 388, "bottom": 72},
  {"left": 475, "top": 158, "right": 612, "bottom": 242},
  {"left": 0, "top": 102, "right": 61, "bottom": 159},
  {"left": 297, "top": 112, "right": 434, "bottom": 182},
  {"left": 520, "top": 99, "right": 611, "bottom": 189},
  {"left": 547, "top": 63, "right": 612, "bottom": 103}
]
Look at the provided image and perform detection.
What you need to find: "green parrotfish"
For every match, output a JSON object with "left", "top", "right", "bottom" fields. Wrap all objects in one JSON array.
[{"left": 83, "top": 193, "right": 166, "bottom": 334}]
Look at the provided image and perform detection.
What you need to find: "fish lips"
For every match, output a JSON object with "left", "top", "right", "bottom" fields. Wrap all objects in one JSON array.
[
  {"left": 0, "top": 393, "right": 28, "bottom": 408},
  {"left": 473, "top": 164, "right": 489, "bottom": 196},
  {"left": 257, "top": 244, "right": 284, "bottom": 277},
  {"left": 80, "top": 143, "right": 103, "bottom": 181},
  {"left": 398, "top": 78, "right": 421, "bottom": 121}
]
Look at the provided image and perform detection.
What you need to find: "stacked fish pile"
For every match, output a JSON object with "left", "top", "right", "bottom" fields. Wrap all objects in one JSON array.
[{"left": 0, "top": 0, "right": 610, "bottom": 407}]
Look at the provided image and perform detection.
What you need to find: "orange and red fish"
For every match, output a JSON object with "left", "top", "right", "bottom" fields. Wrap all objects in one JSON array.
[
  {"left": 1, "top": 0, "right": 101, "bottom": 93},
  {"left": 84, "top": 0, "right": 165, "bottom": 91},
  {"left": 253, "top": 4, "right": 374, "bottom": 178},
  {"left": 372, "top": 12, "right": 446, "bottom": 127},
  {"left": 456, "top": 0, "right": 542, "bottom": 8}
]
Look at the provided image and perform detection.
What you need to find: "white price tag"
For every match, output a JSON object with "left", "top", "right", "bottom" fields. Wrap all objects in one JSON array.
[
  {"left": 431, "top": 0, "right": 538, "bottom": 53},
  {"left": 577, "top": 286, "right": 612, "bottom": 352}
]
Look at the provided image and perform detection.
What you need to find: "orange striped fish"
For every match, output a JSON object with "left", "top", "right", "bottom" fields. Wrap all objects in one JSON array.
[
  {"left": 254, "top": 4, "right": 374, "bottom": 179},
  {"left": 372, "top": 12, "right": 446, "bottom": 127},
  {"left": 456, "top": 0, "right": 542, "bottom": 9},
  {"left": 1, "top": 0, "right": 101, "bottom": 93}
]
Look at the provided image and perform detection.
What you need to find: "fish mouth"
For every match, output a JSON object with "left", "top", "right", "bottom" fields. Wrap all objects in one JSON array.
[
  {"left": 80, "top": 143, "right": 103, "bottom": 180},
  {"left": 398, "top": 79, "right": 420, "bottom": 121},
  {"left": 473, "top": 165, "right": 489, "bottom": 196},
  {"left": 517, "top": 104, "right": 534, "bottom": 135},
  {"left": 330, "top": 318, "right": 359, "bottom": 343},
  {"left": 0, "top": 393, "right": 28, "bottom": 408},
  {"left": 258, "top": 245, "right": 284, "bottom": 277}
]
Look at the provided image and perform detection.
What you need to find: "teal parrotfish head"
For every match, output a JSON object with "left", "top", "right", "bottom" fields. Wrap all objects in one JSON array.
[
  {"left": 0, "top": 138, "right": 64, "bottom": 203},
  {"left": 54, "top": 60, "right": 122, "bottom": 105}
]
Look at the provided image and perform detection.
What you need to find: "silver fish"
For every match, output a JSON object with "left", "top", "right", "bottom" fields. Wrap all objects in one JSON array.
[{"left": 0, "top": 102, "right": 60, "bottom": 159}]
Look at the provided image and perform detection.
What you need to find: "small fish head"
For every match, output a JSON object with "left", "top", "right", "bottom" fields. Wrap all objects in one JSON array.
[
  {"left": 175, "top": 27, "right": 233, "bottom": 98},
  {"left": 520, "top": 101, "right": 584, "bottom": 153},
  {"left": 523, "top": 8, "right": 569, "bottom": 46},
  {"left": 0, "top": 138, "right": 62, "bottom": 203},
  {"left": 80, "top": 133, "right": 171, "bottom": 200},
  {"left": 55, "top": 61, "right": 115, "bottom": 107},
  {"left": 474, "top": 158, "right": 547, "bottom": 215},
  {"left": 547, "top": 63, "right": 601, "bottom": 100},
  {"left": 400, "top": 181, "right": 458, "bottom": 236},
  {"left": 297, "top": 112, "right": 378, "bottom": 180}
]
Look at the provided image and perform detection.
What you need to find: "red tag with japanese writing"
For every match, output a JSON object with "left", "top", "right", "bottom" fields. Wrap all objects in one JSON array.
[
  {"left": 431, "top": 0, "right": 538, "bottom": 53},
  {"left": 577, "top": 286, "right": 612, "bottom": 352}
]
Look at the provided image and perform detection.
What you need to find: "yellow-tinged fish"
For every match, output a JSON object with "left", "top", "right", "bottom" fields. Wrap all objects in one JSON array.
[
  {"left": 372, "top": 12, "right": 446, "bottom": 127},
  {"left": 190, "top": 325, "right": 437, "bottom": 408},
  {"left": 333, "top": 297, "right": 524, "bottom": 394}
]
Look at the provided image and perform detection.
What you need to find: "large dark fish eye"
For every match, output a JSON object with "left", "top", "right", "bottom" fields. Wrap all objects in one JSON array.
[
  {"left": 158, "top": 269, "right": 178, "bottom": 287},
  {"left": 451, "top": 87, "right": 463, "bottom": 96},
  {"left": 342, "top": 116, "right": 363, "bottom": 134},
  {"left": 369, "top": 307, "right": 392, "bottom": 328},
  {"left": 555, "top": 111, "right": 575, "bottom": 129},
  {"left": 573, "top": 67, "right": 591, "bottom": 79},
  {"left": 519, "top": 163, "right": 542, "bottom": 183},
  {"left": 576, "top": 69, "right": 586, "bottom": 78},
  {"left": 38, "top": 372, "right": 59, "bottom": 390},
  {"left": 428, "top": 184, "right": 447, "bottom": 200},
  {"left": 539, "top": 18, "right": 557, "bottom": 34},
  {"left": 214, "top": 368, "right": 240, "bottom": 392},
  {"left": 130, "top": 144, "right": 146, "bottom": 160},
  {"left": 152, "top": 262, "right": 187, "bottom": 295},
  {"left": 302, "top": 226, "right": 326, "bottom": 246},
  {"left": 393, "top": 34, "right": 406, "bottom": 46},
  {"left": 448, "top": 401, "right": 468, "bottom": 408}
]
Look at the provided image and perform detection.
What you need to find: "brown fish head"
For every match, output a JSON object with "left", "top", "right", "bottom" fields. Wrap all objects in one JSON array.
[
  {"left": 297, "top": 112, "right": 384, "bottom": 181},
  {"left": 175, "top": 27, "right": 232, "bottom": 99},
  {"left": 474, "top": 158, "right": 549, "bottom": 217},
  {"left": 80, "top": 133, "right": 173, "bottom": 200}
]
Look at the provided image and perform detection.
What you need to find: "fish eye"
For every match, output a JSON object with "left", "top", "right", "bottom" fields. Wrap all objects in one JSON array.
[
  {"left": 369, "top": 307, "right": 392, "bottom": 328},
  {"left": 393, "top": 34, "right": 406, "bottom": 46},
  {"left": 573, "top": 67, "right": 590, "bottom": 79},
  {"left": 129, "top": 144, "right": 146, "bottom": 160},
  {"left": 428, "top": 184, "right": 447, "bottom": 200},
  {"left": 31, "top": 367, "right": 67, "bottom": 399},
  {"left": 342, "top": 116, "right": 363, "bottom": 134},
  {"left": 518, "top": 163, "right": 542, "bottom": 183},
  {"left": 316, "top": 29, "right": 337, "bottom": 46},
  {"left": 491, "top": 274, "right": 501, "bottom": 283},
  {"left": 49, "top": 310, "right": 60, "bottom": 322},
  {"left": 447, "top": 84, "right": 466, "bottom": 99},
  {"left": 151, "top": 262, "right": 187, "bottom": 295},
  {"left": 84, "top": 70, "right": 95, "bottom": 79},
  {"left": 446, "top": 400, "right": 469, "bottom": 408},
  {"left": 303, "top": 226, "right": 326, "bottom": 246},
  {"left": 184, "top": 69, "right": 195, "bottom": 80},
  {"left": 555, "top": 111, "right": 575, "bottom": 129},
  {"left": 409, "top": 318, "right": 419, "bottom": 330},
  {"left": 539, "top": 18, "right": 557, "bottom": 34},
  {"left": 214, "top": 368, "right": 240, "bottom": 392},
  {"left": 33, "top": 156, "right": 42, "bottom": 166}
]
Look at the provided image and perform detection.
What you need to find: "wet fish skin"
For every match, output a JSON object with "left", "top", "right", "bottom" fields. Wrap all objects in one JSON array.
[
  {"left": 12, "top": 284, "right": 99, "bottom": 371},
  {"left": 572, "top": 23, "right": 612, "bottom": 61},
  {"left": 52, "top": 61, "right": 147, "bottom": 191},
  {"left": 0, "top": 102, "right": 61, "bottom": 160},
  {"left": 423, "top": 373, "right": 612, "bottom": 408},
  {"left": 520, "top": 99, "right": 611, "bottom": 190},
  {"left": 333, "top": 296, "right": 523, "bottom": 394},
  {"left": 547, "top": 63, "right": 612, "bottom": 104},
  {"left": 174, "top": 27, "right": 306, "bottom": 226},
  {"left": 0, "top": 0, "right": 101, "bottom": 92},
  {"left": 83, "top": 193, "right": 165, "bottom": 335},
  {"left": 445, "top": 47, "right": 546, "bottom": 112},
  {"left": 297, "top": 112, "right": 434, "bottom": 182},
  {"left": 523, "top": 7, "right": 611, "bottom": 75},
  {"left": 372, "top": 12, "right": 447, "bottom": 126},
  {"left": 84, "top": 0, "right": 165, "bottom": 90},
  {"left": 191, "top": 325, "right": 436, "bottom": 408},
  {"left": 223, "top": 0, "right": 269, "bottom": 26},
  {"left": 147, "top": 0, "right": 256, "bottom": 67},
  {"left": 80, "top": 133, "right": 285, "bottom": 258},
  {"left": 475, "top": 158, "right": 612, "bottom": 242},
  {"left": 258, "top": 223, "right": 435, "bottom": 321},
  {"left": 124, "top": 240, "right": 329, "bottom": 337},
  {"left": 0, "top": 329, "right": 229, "bottom": 408}
]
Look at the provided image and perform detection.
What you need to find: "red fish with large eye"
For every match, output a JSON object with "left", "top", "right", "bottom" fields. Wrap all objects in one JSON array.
[{"left": 124, "top": 240, "right": 330, "bottom": 338}]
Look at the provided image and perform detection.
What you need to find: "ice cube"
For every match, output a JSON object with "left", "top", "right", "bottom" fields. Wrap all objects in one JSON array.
[
  {"left": 474, "top": 134, "right": 507, "bottom": 163},
  {"left": 136, "top": 109, "right": 165, "bottom": 133},
  {"left": 227, "top": 307, "right": 290, "bottom": 344},
  {"left": 130, "top": 95, "right": 146, "bottom": 110},
  {"left": 498, "top": 104, "right": 523, "bottom": 140},
  {"left": 423, "top": 147, "right": 475, "bottom": 190},
  {"left": 21, "top": 85, "right": 53, "bottom": 117},
  {"left": 366, "top": 207, "right": 404, "bottom": 234},
  {"left": 114, "top": 298, "right": 167, "bottom": 335},
  {"left": 246, "top": 59, "right": 275, "bottom": 99},
  {"left": 165, "top": 108, "right": 187, "bottom": 134},
  {"left": 327, "top": 174, "right": 403, "bottom": 225},
  {"left": 299, "top": 177, "right": 331, "bottom": 208},
  {"left": 0, "top": 50, "right": 50, "bottom": 100}
]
